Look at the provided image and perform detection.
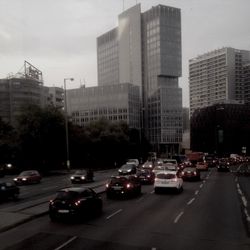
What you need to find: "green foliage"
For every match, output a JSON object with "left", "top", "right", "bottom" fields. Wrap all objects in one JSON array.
[
  {"left": 1, "top": 105, "right": 151, "bottom": 171},
  {"left": 16, "top": 104, "right": 66, "bottom": 171}
]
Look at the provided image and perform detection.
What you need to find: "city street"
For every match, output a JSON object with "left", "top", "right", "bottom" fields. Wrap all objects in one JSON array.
[{"left": 0, "top": 168, "right": 250, "bottom": 250}]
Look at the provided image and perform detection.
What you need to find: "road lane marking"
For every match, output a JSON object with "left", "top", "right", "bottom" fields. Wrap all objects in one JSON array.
[
  {"left": 203, "top": 180, "right": 206, "bottom": 183},
  {"left": 242, "top": 196, "right": 248, "bottom": 207},
  {"left": 195, "top": 190, "right": 199, "bottom": 195},
  {"left": 174, "top": 211, "right": 184, "bottom": 223},
  {"left": 187, "top": 198, "right": 195, "bottom": 205},
  {"left": 238, "top": 188, "right": 243, "bottom": 196},
  {"left": 244, "top": 208, "right": 250, "bottom": 222},
  {"left": 199, "top": 184, "right": 203, "bottom": 188},
  {"left": 136, "top": 196, "right": 145, "bottom": 203},
  {"left": 54, "top": 236, "right": 77, "bottom": 250},
  {"left": 152, "top": 248, "right": 157, "bottom": 250},
  {"left": 106, "top": 209, "right": 123, "bottom": 220},
  {"left": 236, "top": 183, "right": 240, "bottom": 189},
  {"left": 150, "top": 190, "right": 155, "bottom": 194}
]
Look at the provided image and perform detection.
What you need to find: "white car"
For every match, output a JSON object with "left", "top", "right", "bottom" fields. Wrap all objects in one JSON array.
[{"left": 154, "top": 171, "right": 183, "bottom": 193}]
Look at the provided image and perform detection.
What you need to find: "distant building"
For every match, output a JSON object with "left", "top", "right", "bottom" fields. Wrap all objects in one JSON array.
[
  {"left": 189, "top": 48, "right": 250, "bottom": 116},
  {"left": 0, "top": 77, "right": 49, "bottom": 127},
  {"left": 190, "top": 103, "right": 250, "bottom": 156},
  {"left": 67, "top": 83, "right": 140, "bottom": 129},
  {"left": 48, "top": 86, "right": 64, "bottom": 109},
  {"left": 0, "top": 61, "right": 64, "bottom": 127},
  {"left": 96, "top": 4, "right": 183, "bottom": 155}
]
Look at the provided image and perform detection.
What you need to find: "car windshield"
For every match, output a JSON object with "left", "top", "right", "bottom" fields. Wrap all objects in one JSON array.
[
  {"left": 19, "top": 171, "right": 34, "bottom": 176},
  {"left": 56, "top": 191, "right": 80, "bottom": 200},
  {"left": 74, "top": 170, "right": 86, "bottom": 175},
  {"left": 162, "top": 159, "right": 177, "bottom": 164},
  {"left": 110, "top": 177, "right": 127, "bottom": 185},
  {"left": 156, "top": 173, "right": 176, "bottom": 179},
  {"left": 120, "top": 164, "right": 133, "bottom": 170},
  {"left": 183, "top": 167, "right": 196, "bottom": 172}
]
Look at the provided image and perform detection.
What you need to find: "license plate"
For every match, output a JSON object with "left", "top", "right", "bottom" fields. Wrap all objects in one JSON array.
[
  {"left": 58, "top": 210, "right": 69, "bottom": 213},
  {"left": 161, "top": 181, "right": 169, "bottom": 184},
  {"left": 113, "top": 186, "right": 122, "bottom": 190}
]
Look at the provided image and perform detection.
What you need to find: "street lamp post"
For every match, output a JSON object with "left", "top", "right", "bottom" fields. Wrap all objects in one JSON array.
[{"left": 64, "top": 78, "right": 74, "bottom": 171}]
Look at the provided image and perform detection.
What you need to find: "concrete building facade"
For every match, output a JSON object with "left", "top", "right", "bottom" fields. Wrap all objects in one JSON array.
[
  {"left": 67, "top": 83, "right": 140, "bottom": 129},
  {"left": 0, "top": 77, "right": 49, "bottom": 126},
  {"left": 189, "top": 47, "right": 250, "bottom": 116}
]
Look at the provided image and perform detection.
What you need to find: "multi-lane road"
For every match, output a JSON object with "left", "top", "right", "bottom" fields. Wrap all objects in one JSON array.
[{"left": 0, "top": 167, "right": 250, "bottom": 250}]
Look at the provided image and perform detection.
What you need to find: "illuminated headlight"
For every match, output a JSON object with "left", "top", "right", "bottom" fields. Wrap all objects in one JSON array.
[
  {"left": 106, "top": 183, "right": 109, "bottom": 188},
  {"left": 7, "top": 164, "right": 12, "bottom": 168},
  {"left": 149, "top": 165, "right": 152, "bottom": 168},
  {"left": 81, "top": 176, "right": 85, "bottom": 180},
  {"left": 147, "top": 175, "right": 151, "bottom": 178},
  {"left": 118, "top": 169, "right": 122, "bottom": 172},
  {"left": 70, "top": 176, "right": 75, "bottom": 180},
  {"left": 14, "top": 178, "right": 17, "bottom": 181},
  {"left": 22, "top": 178, "right": 27, "bottom": 181},
  {"left": 127, "top": 169, "right": 132, "bottom": 172}
]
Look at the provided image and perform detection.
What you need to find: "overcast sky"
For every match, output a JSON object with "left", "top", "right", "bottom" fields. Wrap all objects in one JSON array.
[{"left": 0, "top": 0, "right": 249, "bottom": 106}]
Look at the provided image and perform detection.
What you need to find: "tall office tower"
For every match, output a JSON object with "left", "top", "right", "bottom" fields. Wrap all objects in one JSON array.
[
  {"left": 189, "top": 47, "right": 250, "bottom": 116},
  {"left": 97, "top": 4, "right": 183, "bottom": 154}
]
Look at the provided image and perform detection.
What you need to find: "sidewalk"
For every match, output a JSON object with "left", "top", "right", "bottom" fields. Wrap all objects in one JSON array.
[{"left": 0, "top": 184, "right": 106, "bottom": 233}]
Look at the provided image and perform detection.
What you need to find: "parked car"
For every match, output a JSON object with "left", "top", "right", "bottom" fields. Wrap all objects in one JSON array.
[
  {"left": 13, "top": 170, "right": 42, "bottom": 185},
  {"left": 154, "top": 171, "right": 183, "bottom": 193},
  {"left": 118, "top": 164, "right": 137, "bottom": 175},
  {"left": 106, "top": 175, "right": 141, "bottom": 198},
  {"left": 49, "top": 187, "right": 102, "bottom": 221},
  {"left": 136, "top": 169, "right": 155, "bottom": 184},
  {"left": 126, "top": 159, "right": 139, "bottom": 167},
  {"left": 181, "top": 167, "right": 200, "bottom": 181},
  {"left": 70, "top": 169, "right": 94, "bottom": 184},
  {"left": 0, "top": 182, "right": 19, "bottom": 201}
]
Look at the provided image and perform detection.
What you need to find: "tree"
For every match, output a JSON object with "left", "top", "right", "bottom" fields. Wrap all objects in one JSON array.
[{"left": 17, "top": 104, "right": 66, "bottom": 171}]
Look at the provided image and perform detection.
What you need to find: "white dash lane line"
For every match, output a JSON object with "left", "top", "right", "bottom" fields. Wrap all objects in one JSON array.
[
  {"left": 199, "top": 184, "right": 203, "bottom": 188},
  {"left": 195, "top": 190, "right": 199, "bottom": 195},
  {"left": 174, "top": 211, "right": 184, "bottom": 224},
  {"left": 150, "top": 190, "right": 155, "bottom": 194},
  {"left": 187, "top": 198, "right": 195, "bottom": 205},
  {"left": 106, "top": 209, "right": 123, "bottom": 220},
  {"left": 242, "top": 196, "right": 248, "bottom": 207},
  {"left": 53, "top": 236, "right": 77, "bottom": 250}
]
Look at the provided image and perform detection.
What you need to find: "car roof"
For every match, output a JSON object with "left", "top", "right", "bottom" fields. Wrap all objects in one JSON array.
[
  {"left": 156, "top": 170, "right": 178, "bottom": 175},
  {"left": 60, "top": 187, "right": 90, "bottom": 193}
]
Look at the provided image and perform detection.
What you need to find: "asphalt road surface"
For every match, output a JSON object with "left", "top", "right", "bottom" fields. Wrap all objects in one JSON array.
[{"left": 0, "top": 168, "right": 250, "bottom": 250}]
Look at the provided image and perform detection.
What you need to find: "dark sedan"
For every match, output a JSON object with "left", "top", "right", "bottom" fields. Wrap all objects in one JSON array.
[
  {"left": 70, "top": 169, "right": 94, "bottom": 184},
  {"left": 0, "top": 182, "right": 19, "bottom": 201},
  {"left": 106, "top": 175, "right": 141, "bottom": 198},
  {"left": 217, "top": 159, "right": 230, "bottom": 172},
  {"left": 181, "top": 167, "right": 200, "bottom": 181},
  {"left": 49, "top": 187, "right": 102, "bottom": 221},
  {"left": 136, "top": 169, "right": 155, "bottom": 184},
  {"left": 118, "top": 164, "right": 137, "bottom": 175}
]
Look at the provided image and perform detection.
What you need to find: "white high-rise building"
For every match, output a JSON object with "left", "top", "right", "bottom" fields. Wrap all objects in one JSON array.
[
  {"left": 97, "top": 4, "right": 183, "bottom": 154},
  {"left": 189, "top": 47, "right": 250, "bottom": 116}
]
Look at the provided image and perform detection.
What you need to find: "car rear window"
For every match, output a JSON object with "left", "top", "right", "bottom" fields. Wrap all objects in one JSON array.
[
  {"left": 110, "top": 177, "right": 127, "bottom": 185},
  {"left": 56, "top": 191, "right": 79, "bottom": 200},
  {"left": 156, "top": 173, "right": 176, "bottom": 179}
]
